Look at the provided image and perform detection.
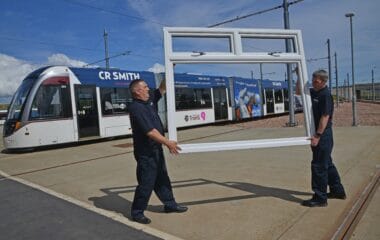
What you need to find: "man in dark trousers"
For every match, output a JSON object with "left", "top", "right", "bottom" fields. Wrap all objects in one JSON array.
[
  {"left": 128, "top": 79, "right": 187, "bottom": 224},
  {"left": 296, "top": 68, "right": 346, "bottom": 207}
]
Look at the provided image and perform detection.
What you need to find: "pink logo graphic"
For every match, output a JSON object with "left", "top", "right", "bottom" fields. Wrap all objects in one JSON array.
[{"left": 200, "top": 112, "right": 206, "bottom": 121}]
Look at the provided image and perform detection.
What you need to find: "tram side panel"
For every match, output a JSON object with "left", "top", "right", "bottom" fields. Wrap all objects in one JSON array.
[
  {"left": 261, "top": 80, "right": 287, "bottom": 116},
  {"left": 173, "top": 73, "right": 231, "bottom": 128},
  {"left": 274, "top": 81, "right": 287, "bottom": 114}
]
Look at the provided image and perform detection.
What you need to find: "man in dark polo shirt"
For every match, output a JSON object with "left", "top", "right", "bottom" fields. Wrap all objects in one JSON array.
[
  {"left": 296, "top": 68, "right": 346, "bottom": 207},
  {"left": 128, "top": 79, "right": 187, "bottom": 224}
]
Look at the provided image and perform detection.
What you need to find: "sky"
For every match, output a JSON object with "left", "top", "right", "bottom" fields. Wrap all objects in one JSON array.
[{"left": 0, "top": 0, "right": 379, "bottom": 101}]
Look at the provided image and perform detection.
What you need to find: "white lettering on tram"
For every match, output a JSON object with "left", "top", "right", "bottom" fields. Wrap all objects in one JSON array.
[
  {"left": 99, "top": 71, "right": 112, "bottom": 80},
  {"left": 99, "top": 71, "right": 140, "bottom": 81}
]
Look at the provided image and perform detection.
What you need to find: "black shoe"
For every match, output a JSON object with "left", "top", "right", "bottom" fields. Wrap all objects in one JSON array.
[
  {"left": 301, "top": 198, "right": 327, "bottom": 207},
  {"left": 327, "top": 192, "right": 347, "bottom": 199},
  {"left": 164, "top": 205, "right": 188, "bottom": 213},
  {"left": 132, "top": 215, "right": 151, "bottom": 224}
]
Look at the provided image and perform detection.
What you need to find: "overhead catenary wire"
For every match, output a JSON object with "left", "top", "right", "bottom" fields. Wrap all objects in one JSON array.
[
  {"left": 0, "top": 36, "right": 105, "bottom": 53},
  {"left": 208, "top": 0, "right": 304, "bottom": 28},
  {"left": 4, "top": 0, "right": 310, "bottom": 68},
  {"left": 62, "top": 0, "right": 167, "bottom": 26},
  {"left": 83, "top": 51, "right": 131, "bottom": 67},
  {"left": 60, "top": 0, "right": 167, "bottom": 66},
  {"left": 307, "top": 56, "right": 328, "bottom": 62}
]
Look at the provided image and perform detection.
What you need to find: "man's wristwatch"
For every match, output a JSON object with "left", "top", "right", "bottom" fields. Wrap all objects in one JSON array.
[{"left": 314, "top": 132, "right": 322, "bottom": 138}]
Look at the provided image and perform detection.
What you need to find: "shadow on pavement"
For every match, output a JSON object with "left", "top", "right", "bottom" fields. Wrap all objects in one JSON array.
[{"left": 89, "top": 179, "right": 311, "bottom": 218}]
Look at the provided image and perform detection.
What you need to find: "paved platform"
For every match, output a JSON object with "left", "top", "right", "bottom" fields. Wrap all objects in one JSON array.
[
  {"left": 0, "top": 178, "right": 161, "bottom": 240},
  {"left": 0, "top": 125, "right": 379, "bottom": 239}
]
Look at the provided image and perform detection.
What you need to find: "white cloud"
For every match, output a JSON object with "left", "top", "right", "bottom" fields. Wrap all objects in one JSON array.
[
  {"left": 148, "top": 63, "right": 165, "bottom": 73},
  {"left": 0, "top": 53, "right": 88, "bottom": 97},
  {"left": 0, "top": 54, "right": 37, "bottom": 97},
  {"left": 47, "top": 53, "right": 87, "bottom": 67}
]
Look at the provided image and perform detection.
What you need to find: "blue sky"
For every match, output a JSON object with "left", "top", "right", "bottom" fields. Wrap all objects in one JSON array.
[{"left": 0, "top": 0, "right": 379, "bottom": 99}]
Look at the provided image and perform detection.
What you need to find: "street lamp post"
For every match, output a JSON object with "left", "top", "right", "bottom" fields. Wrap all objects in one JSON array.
[
  {"left": 345, "top": 12, "right": 357, "bottom": 126},
  {"left": 334, "top": 52, "right": 339, "bottom": 107}
]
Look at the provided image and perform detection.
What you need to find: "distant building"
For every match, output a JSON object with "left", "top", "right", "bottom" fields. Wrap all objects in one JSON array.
[{"left": 332, "top": 82, "right": 380, "bottom": 101}]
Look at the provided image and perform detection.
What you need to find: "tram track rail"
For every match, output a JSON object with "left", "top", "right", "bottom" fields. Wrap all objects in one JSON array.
[{"left": 329, "top": 169, "right": 380, "bottom": 240}]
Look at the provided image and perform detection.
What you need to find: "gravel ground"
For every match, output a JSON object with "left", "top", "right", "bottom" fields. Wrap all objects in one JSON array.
[{"left": 234, "top": 101, "right": 380, "bottom": 128}]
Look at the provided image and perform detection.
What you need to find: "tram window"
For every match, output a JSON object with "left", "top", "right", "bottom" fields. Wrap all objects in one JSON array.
[
  {"left": 30, "top": 84, "right": 72, "bottom": 120},
  {"left": 265, "top": 89, "right": 273, "bottom": 100},
  {"left": 283, "top": 89, "right": 289, "bottom": 101},
  {"left": 175, "top": 88, "right": 212, "bottom": 110},
  {"left": 274, "top": 89, "right": 284, "bottom": 103},
  {"left": 100, "top": 88, "right": 131, "bottom": 115}
]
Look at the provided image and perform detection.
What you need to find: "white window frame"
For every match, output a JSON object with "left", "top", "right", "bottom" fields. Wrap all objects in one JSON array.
[{"left": 164, "top": 27, "right": 314, "bottom": 153}]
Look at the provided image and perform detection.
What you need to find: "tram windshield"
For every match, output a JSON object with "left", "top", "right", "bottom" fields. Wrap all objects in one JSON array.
[
  {"left": 7, "top": 79, "right": 35, "bottom": 120},
  {"left": 7, "top": 67, "right": 49, "bottom": 121}
]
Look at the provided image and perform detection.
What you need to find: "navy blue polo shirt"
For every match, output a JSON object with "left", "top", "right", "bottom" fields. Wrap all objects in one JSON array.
[
  {"left": 128, "top": 89, "right": 164, "bottom": 156},
  {"left": 310, "top": 86, "right": 334, "bottom": 130}
]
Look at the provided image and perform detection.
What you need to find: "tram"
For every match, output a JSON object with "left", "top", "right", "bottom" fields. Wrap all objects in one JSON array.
[
  {"left": 3, "top": 66, "right": 291, "bottom": 150},
  {"left": 3, "top": 66, "right": 156, "bottom": 149}
]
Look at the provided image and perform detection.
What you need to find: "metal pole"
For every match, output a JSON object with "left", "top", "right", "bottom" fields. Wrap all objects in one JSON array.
[
  {"left": 372, "top": 68, "right": 375, "bottom": 102},
  {"left": 283, "top": 0, "right": 296, "bottom": 126},
  {"left": 344, "top": 78, "right": 347, "bottom": 100},
  {"left": 104, "top": 29, "right": 110, "bottom": 69},
  {"left": 260, "top": 63, "right": 263, "bottom": 81},
  {"left": 346, "top": 13, "right": 357, "bottom": 126},
  {"left": 345, "top": 78, "right": 348, "bottom": 100},
  {"left": 347, "top": 73, "right": 350, "bottom": 101},
  {"left": 334, "top": 52, "right": 339, "bottom": 107},
  {"left": 327, "top": 39, "right": 332, "bottom": 90}
]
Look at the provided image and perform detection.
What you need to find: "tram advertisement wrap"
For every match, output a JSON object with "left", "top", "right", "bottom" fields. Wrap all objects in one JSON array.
[{"left": 234, "top": 79, "right": 262, "bottom": 120}]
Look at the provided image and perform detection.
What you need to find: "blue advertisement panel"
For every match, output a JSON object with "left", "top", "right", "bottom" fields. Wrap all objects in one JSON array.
[
  {"left": 70, "top": 68, "right": 157, "bottom": 88},
  {"left": 233, "top": 78, "right": 262, "bottom": 119},
  {"left": 174, "top": 73, "right": 228, "bottom": 88}
]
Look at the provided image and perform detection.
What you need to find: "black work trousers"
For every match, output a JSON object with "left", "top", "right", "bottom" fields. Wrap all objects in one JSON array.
[
  {"left": 131, "top": 148, "right": 176, "bottom": 217},
  {"left": 311, "top": 128, "right": 345, "bottom": 201}
]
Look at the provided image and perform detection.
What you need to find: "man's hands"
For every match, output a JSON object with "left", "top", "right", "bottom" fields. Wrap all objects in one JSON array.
[
  {"left": 147, "top": 129, "right": 181, "bottom": 154},
  {"left": 310, "top": 136, "right": 320, "bottom": 147},
  {"left": 165, "top": 140, "right": 181, "bottom": 155}
]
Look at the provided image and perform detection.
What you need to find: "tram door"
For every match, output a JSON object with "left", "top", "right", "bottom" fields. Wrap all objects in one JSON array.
[
  {"left": 265, "top": 89, "right": 275, "bottom": 114},
  {"left": 74, "top": 85, "right": 99, "bottom": 138},
  {"left": 284, "top": 89, "right": 289, "bottom": 112},
  {"left": 213, "top": 87, "right": 228, "bottom": 120}
]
